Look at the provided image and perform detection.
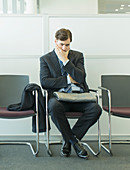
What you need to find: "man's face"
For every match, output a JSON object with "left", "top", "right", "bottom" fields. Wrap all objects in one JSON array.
[{"left": 55, "top": 38, "right": 71, "bottom": 52}]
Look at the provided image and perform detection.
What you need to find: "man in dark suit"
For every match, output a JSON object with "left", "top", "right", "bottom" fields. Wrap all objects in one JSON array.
[{"left": 40, "top": 28, "right": 102, "bottom": 159}]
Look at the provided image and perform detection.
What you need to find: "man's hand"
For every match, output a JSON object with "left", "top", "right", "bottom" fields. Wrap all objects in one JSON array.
[
  {"left": 55, "top": 44, "right": 69, "bottom": 63},
  {"left": 69, "top": 75, "right": 79, "bottom": 84}
]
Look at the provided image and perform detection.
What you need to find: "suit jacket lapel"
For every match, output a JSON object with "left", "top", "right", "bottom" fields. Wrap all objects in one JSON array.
[
  {"left": 68, "top": 50, "right": 73, "bottom": 61},
  {"left": 51, "top": 50, "right": 73, "bottom": 76},
  {"left": 51, "top": 50, "right": 62, "bottom": 76}
]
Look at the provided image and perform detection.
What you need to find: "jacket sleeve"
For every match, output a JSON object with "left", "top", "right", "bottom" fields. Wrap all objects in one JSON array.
[
  {"left": 40, "top": 57, "right": 68, "bottom": 90},
  {"left": 64, "top": 53, "right": 86, "bottom": 84}
]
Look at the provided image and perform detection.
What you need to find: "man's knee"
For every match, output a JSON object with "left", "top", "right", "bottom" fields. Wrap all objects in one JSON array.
[
  {"left": 86, "top": 102, "right": 102, "bottom": 119},
  {"left": 48, "top": 98, "right": 64, "bottom": 116},
  {"left": 87, "top": 102, "right": 102, "bottom": 123}
]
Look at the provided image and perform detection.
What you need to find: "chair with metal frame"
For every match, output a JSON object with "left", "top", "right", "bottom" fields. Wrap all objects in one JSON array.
[
  {"left": 99, "top": 75, "right": 130, "bottom": 155},
  {"left": 0, "top": 75, "right": 39, "bottom": 156},
  {"left": 45, "top": 89, "right": 101, "bottom": 157}
]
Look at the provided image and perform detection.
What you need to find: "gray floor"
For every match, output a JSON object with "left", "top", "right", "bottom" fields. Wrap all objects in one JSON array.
[{"left": 0, "top": 142, "right": 130, "bottom": 170}]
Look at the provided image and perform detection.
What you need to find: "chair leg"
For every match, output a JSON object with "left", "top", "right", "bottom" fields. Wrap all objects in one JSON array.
[
  {"left": 2, "top": 113, "right": 39, "bottom": 157},
  {"left": 45, "top": 131, "right": 52, "bottom": 156},
  {"left": 101, "top": 112, "right": 113, "bottom": 155},
  {"left": 101, "top": 141, "right": 130, "bottom": 156},
  {"left": 82, "top": 120, "right": 101, "bottom": 156},
  {"left": 33, "top": 90, "right": 39, "bottom": 156},
  {"left": 101, "top": 113, "right": 130, "bottom": 156},
  {"left": 45, "top": 90, "right": 52, "bottom": 156},
  {"left": 0, "top": 113, "right": 39, "bottom": 157},
  {"left": 34, "top": 104, "right": 39, "bottom": 156},
  {"left": 0, "top": 140, "right": 39, "bottom": 156}
]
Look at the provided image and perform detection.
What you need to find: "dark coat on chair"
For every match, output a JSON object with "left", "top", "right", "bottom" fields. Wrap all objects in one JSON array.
[{"left": 7, "top": 83, "right": 50, "bottom": 132}]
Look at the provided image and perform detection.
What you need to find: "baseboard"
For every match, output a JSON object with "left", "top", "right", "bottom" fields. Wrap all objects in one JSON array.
[
  {"left": 101, "top": 135, "right": 130, "bottom": 141},
  {"left": 0, "top": 134, "right": 130, "bottom": 142}
]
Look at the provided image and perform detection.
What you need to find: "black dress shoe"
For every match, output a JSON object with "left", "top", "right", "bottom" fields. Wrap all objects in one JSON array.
[
  {"left": 73, "top": 141, "right": 89, "bottom": 159},
  {"left": 61, "top": 140, "right": 71, "bottom": 157}
]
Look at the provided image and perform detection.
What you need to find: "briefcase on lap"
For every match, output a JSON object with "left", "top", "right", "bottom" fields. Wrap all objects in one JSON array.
[{"left": 53, "top": 92, "right": 97, "bottom": 102}]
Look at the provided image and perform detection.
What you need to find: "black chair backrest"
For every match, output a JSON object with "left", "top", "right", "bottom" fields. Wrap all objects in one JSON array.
[
  {"left": 101, "top": 75, "right": 130, "bottom": 107},
  {"left": 0, "top": 75, "right": 29, "bottom": 107}
]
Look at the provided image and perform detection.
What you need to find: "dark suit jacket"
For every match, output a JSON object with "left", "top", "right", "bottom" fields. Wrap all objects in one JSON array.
[{"left": 40, "top": 50, "right": 89, "bottom": 97}]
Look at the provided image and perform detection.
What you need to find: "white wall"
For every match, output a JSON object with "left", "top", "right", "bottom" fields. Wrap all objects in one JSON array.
[
  {"left": 40, "top": 0, "right": 98, "bottom": 15},
  {"left": 48, "top": 16, "right": 130, "bottom": 55},
  {"left": 0, "top": 16, "right": 43, "bottom": 55}
]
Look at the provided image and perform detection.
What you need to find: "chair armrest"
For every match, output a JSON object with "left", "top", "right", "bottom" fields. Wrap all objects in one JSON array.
[
  {"left": 89, "top": 89, "right": 98, "bottom": 93},
  {"left": 98, "top": 86, "right": 111, "bottom": 113},
  {"left": 32, "top": 90, "right": 39, "bottom": 117},
  {"left": 43, "top": 90, "right": 49, "bottom": 117},
  {"left": 89, "top": 89, "right": 99, "bottom": 103},
  {"left": 98, "top": 86, "right": 109, "bottom": 92}
]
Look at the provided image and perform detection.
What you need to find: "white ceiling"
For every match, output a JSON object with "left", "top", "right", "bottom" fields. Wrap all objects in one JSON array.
[{"left": 98, "top": 0, "right": 130, "bottom": 14}]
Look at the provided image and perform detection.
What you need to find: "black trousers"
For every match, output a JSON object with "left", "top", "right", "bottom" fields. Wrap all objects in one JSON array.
[{"left": 49, "top": 97, "right": 102, "bottom": 142}]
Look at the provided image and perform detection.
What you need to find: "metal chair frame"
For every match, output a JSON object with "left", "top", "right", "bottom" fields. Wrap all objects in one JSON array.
[
  {"left": 99, "top": 85, "right": 130, "bottom": 156},
  {"left": 0, "top": 75, "right": 39, "bottom": 156},
  {"left": 44, "top": 90, "right": 101, "bottom": 157}
]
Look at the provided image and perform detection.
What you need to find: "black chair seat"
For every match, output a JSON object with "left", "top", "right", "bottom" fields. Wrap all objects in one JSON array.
[
  {"left": 0, "top": 107, "right": 35, "bottom": 119},
  {"left": 103, "top": 106, "right": 130, "bottom": 118}
]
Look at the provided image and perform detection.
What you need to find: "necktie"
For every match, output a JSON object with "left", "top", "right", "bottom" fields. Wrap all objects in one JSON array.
[
  {"left": 59, "top": 60, "right": 68, "bottom": 76},
  {"left": 59, "top": 60, "right": 72, "bottom": 93}
]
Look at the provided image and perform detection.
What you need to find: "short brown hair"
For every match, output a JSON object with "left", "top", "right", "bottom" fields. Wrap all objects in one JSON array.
[{"left": 55, "top": 28, "right": 72, "bottom": 42}]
